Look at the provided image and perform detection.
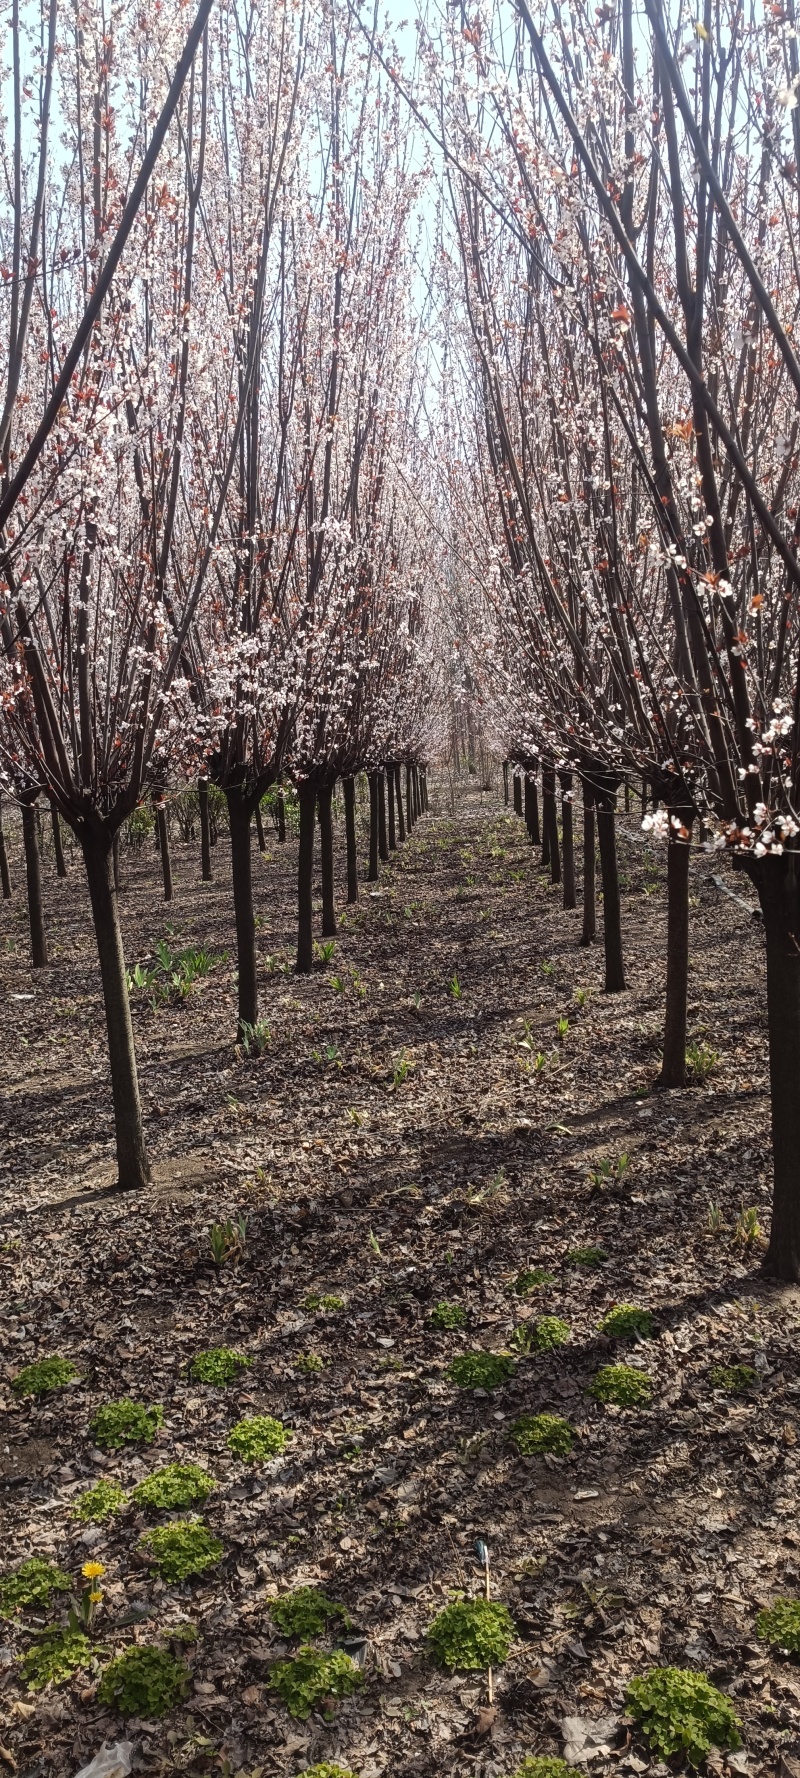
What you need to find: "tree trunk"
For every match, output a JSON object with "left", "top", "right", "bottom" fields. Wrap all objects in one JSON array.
[
  {"left": 296, "top": 784, "right": 316, "bottom": 974},
  {"left": 199, "top": 778, "right": 212, "bottom": 880},
  {"left": 743, "top": 852, "right": 800, "bottom": 1278},
  {"left": 513, "top": 773, "right": 522, "bottom": 817},
  {"left": 580, "top": 784, "right": 596, "bottom": 946},
  {"left": 368, "top": 772, "right": 380, "bottom": 880},
  {"left": 422, "top": 769, "right": 429, "bottom": 812},
  {"left": 529, "top": 777, "right": 541, "bottom": 845},
  {"left": 227, "top": 791, "right": 258, "bottom": 1036},
  {"left": 81, "top": 833, "right": 151, "bottom": 1190},
  {"left": 387, "top": 768, "right": 397, "bottom": 850},
  {"left": 406, "top": 763, "right": 414, "bottom": 832},
  {"left": 658, "top": 815, "right": 693, "bottom": 1088},
  {"left": 378, "top": 770, "right": 389, "bottom": 863},
  {"left": 154, "top": 798, "right": 172, "bottom": 901},
  {"left": 394, "top": 763, "right": 406, "bottom": 842},
  {"left": 560, "top": 772, "right": 576, "bottom": 910},
  {"left": 595, "top": 779, "right": 625, "bottom": 992},
  {"left": 503, "top": 761, "right": 509, "bottom": 805},
  {"left": 112, "top": 831, "right": 121, "bottom": 894},
  {"left": 0, "top": 793, "right": 11, "bottom": 899},
  {"left": 51, "top": 807, "right": 67, "bottom": 878},
  {"left": 21, "top": 801, "right": 48, "bottom": 967},
  {"left": 277, "top": 790, "right": 286, "bottom": 843},
  {"left": 543, "top": 766, "right": 561, "bottom": 884},
  {"left": 255, "top": 800, "right": 267, "bottom": 854},
  {"left": 318, "top": 782, "right": 337, "bottom": 937},
  {"left": 524, "top": 776, "right": 535, "bottom": 843},
  {"left": 343, "top": 776, "right": 359, "bottom": 903}
]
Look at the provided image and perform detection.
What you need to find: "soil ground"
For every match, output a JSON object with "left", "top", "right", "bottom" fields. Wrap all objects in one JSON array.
[{"left": 0, "top": 775, "right": 798, "bottom": 1778}]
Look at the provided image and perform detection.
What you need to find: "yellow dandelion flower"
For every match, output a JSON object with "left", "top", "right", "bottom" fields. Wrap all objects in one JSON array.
[
  {"left": 88, "top": 1590, "right": 103, "bottom": 1603},
  {"left": 81, "top": 1561, "right": 105, "bottom": 1580}
]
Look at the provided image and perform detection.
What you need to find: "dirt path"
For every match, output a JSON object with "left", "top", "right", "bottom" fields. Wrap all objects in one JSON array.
[{"left": 1, "top": 780, "right": 798, "bottom": 1777}]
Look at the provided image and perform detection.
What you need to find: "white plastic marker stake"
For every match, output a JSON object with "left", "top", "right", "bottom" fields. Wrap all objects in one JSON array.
[{"left": 474, "top": 1537, "right": 493, "bottom": 1704}]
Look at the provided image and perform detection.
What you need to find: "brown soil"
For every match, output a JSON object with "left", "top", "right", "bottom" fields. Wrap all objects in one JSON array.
[{"left": 0, "top": 779, "right": 797, "bottom": 1778}]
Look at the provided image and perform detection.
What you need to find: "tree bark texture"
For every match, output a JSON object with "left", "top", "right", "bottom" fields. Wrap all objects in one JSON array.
[
  {"left": 0, "top": 794, "right": 11, "bottom": 898},
  {"left": 387, "top": 769, "right": 396, "bottom": 850},
  {"left": 560, "top": 773, "right": 576, "bottom": 910},
  {"left": 595, "top": 780, "right": 625, "bottom": 991},
  {"left": 343, "top": 776, "right": 359, "bottom": 902},
  {"left": 199, "top": 779, "right": 212, "bottom": 880},
  {"left": 513, "top": 773, "right": 523, "bottom": 818},
  {"left": 227, "top": 792, "right": 258, "bottom": 1035},
  {"left": 580, "top": 785, "right": 596, "bottom": 946},
  {"left": 318, "top": 782, "right": 337, "bottom": 937},
  {"left": 82, "top": 833, "right": 151, "bottom": 1190},
  {"left": 378, "top": 770, "right": 389, "bottom": 863},
  {"left": 21, "top": 800, "right": 48, "bottom": 967},
  {"left": 368, "top": 772, "right": 380, "bottom": 879},
  {"left": 296, "top": 784, "right": 316, "bottom": 974},
  {"left": 51, "top": 807, "right": 67, "bottom": 878},
  {"left": 154, "top": 798, "right": 172, "bottom": 901},
  {"left": 658, "top": 819, "right": 693, "bottom": 1088},
  {"left": 746, "top": 852, "right": 800, "bottom": 1279},
  {"left": 543, "top": 767, "right": 561, "bottom": 884},
  {"left": 394, "top": 764, "right": 406, "bottom": 842}
]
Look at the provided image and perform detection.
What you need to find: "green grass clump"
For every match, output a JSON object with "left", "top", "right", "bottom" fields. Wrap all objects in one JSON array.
[
  {"left": 590, "top": 1364, "right": 652, "bottom": 1407},
  {"left": 21, "top": 1628, "right": 92, "bottom": 1691},
  {"left": 565, "top": 1246, "right": 607, "bottom": 1268},
  {"left": 268, "top": 1645, "right": 363, "bottom": 1718},
  {"left": 510, "top": 1413, "right": 574, "bottom": 1457},
  {"left": 512, "top": 1762, "right": 582, "bottom": 1778},
  {"left": 0, "top": 1557, "right": 71, "bottom": 1617},
  {"left": 709, "top": 1364, "right": 757, "bottom": 1394},
  {"left": 296, "top": 1351, "right": 324, "bottom": 1373},
  {"left": 297, "top": 1766, "right": 358, "bottom": 1778},
  {"left": 627, "top": 1666, "right": 741, "bottom": 1767},
  {"left": 189, "top": 1347, "right": 251, "bottom": 1386},
  {"left": 138, "top": 1520, "right": 223, "bottom": 1583},
  {"left": 303, "top": 1293, "right": 345, "bottom": 1313},
  {"left": 98, "top": 1644, "right": 190, "bottom": 1717},
  {"left": 601, "top": 1304, "right": 653, "bottom": 1340},
  {"left": 269, "top": 1586, "right": 351, "bottom": 1639},
  {"left": 757, "top": 1598, "right": 800, "bottom": 1653},
  {"left": 131, "top": 1462, "right": 215, "bottom": 1513},
  {"left": 513, "top": 1269, "right": 556, "bottom": 1294},
  {"left": 530, "top": 1315, "right": 570, "bottom": 1351},
  {"left": 448, "top": 1351, "right": 515, "bottom": 1390},
  {"left": 228, "top": 1414, "right": 291, "bottom": 1462},
  {"left": 430, "top": 1301, "right": 467, "bottom": 1329},
  {"left": 72, "top": 1479, "right": 128, "bottom": 1524},
  {"left": 90, "top": 1398, "right": 164, "bottom": 1450},
  {"left": 428, "top": 1597, "right": 515, "bottom": 1670},
  {"left": 12, "top": 1357, "right": 80, "bottom": 1397}
]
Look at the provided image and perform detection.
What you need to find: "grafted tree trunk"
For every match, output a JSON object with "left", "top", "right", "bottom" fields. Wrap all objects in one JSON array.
[
  {"left": 199, "top": 778, "right": 212, "bottom": 881},
  {"left": 595, "top": 777, "right": 625, "bottom": 992},
  {"left": 255, "top": 800, "right": 267, "bottom": 854},
  {"left": 387, "top": 767, "right": 396, "bottom": 850},
  {"left": 227, "top": 791, "right": 257, "bottom": 1037},
  {"left": 318, "top": 782, "right": 337, "bottom": 937},
  {"left": 296, "top": 783, "right": 316, "bottom": 975},
  {"left": 368, "top": 772, "right": 380, "bottom": 880},
  {"left": 51, "top": 807, "right": 67, "bottom": 878},
  {"left": 560, "top": 772, "right": 576, "bottom": 910},
  {"left": 394, "top": 764, "right": 406, "bottom": 842},
  {"left": 378, "top": 770, "right": 389, "bottom": 863},
  {"left": 0, "top": 793, "right": 11, "bottom": 898},
  {"left": 658, "top": 809, "right": 694, "bottom": 1088},
  {"left": 343, "top": 777, "right": 359, "bottom": 902},
  {"left": 542, "top": 766, "right": 561, "bottom": 885},
  {"left": 744, "top": 851, "right": 800, "bottom": 1280},
  {"left": 154, "top": 797, "right": 172, "bottom": 901},
  {"left": 277, "top": 790, "right": 286, "bottom": 843},
  {"left": 513, "top": 772, "right": 523, "bottom": 818},
  {"left": 503, "top": 761, "right": 509, "bottom": 805},
  {"left": 580, "top": 783, "right": 596, "bottom": 946},
  {"left": 21, "top": 800, "right": 48, "bottom": 967},
  {"left": 82, "top": 832, "right": 150, "bottom": 1190}
]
